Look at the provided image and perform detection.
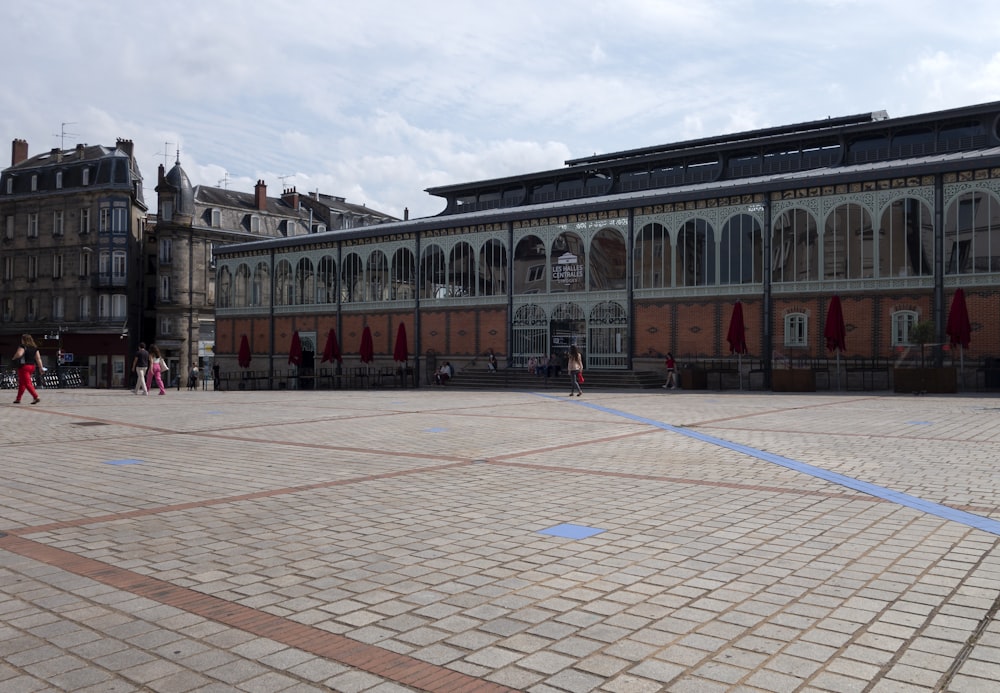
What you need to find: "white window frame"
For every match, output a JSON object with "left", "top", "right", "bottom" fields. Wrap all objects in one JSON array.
[
  {"left": 79, "top": 250, "right": 91, "bottom": 277},
  {"left": 55, "top": 171, "right": 63, "bottom": 189},
  {"left": 159, "top": 238, "right": 172, "bottom": 263},
  {"left": 112, "top": 204, "right": 127, "bottom": 234},
  {"left": 79, "top": 295, "right": 90, "bottom": 320},
  {"left": 53, "top": 209, "right": 64, "bottom": 236},
  {"left": 891, "top": 310, "right": 919, "bottom": 346},
  {"left": 250, "top": 215, "right": 261, "bottom": 233},
  {"left": 31, "top": 174, "right": 38, "bottom": 191},
  {"left": 160, "top": 316, "right": 172, "bottom": 335},
  {"left": 211, "top": 209, "right": 221, "bottom": 227},
  {"left": 160, "top": 274, "right": 171, "bottom": 302},
  {"left": 98, "top": 294, "right": 110, "bottom": 318},
  {"left": 82, "top": 168, "right": 90, "bottom": 186},
  {"left": 52, "top": 253, "right": 64, "bottom": 279},
  {"left": 79, "top": 208, "right": 90, "bottom": 234},
  {"left": 99, "top": 207, "right": 111, "bottom": 234},
  {"left": 27, "top": 212, "right": 39, "bottom": 238},
  {"left": 784, "top": 312, "right": 808, "bottom": 347},
  {"left": 112, "top": 250, "right": 127, "bottom": 279},
  {"left": 52, "top": 295, "right": 65, "bottom": 319},
  {"left": 112, "top": 294, "right": 127, "bottom": 319},
  {"left": 99, "top": 250, "right": 110, "bottom": 276}
]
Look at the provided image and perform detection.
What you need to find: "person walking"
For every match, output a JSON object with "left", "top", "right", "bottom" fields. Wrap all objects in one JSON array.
[
  {"left": 146, "top": 345, "right": 168, "bottom": 395},
  {"left": 11, "top": 334, "right": 44, "bottom": 404},
  {"left": 567, "top": 345, "right": 584, "bottom": 397},
  {"left": 662, "top": 352, "right": 677, "bottom": 389},
  {"left": 132, "top": 342, "right": 150, "bottom": 395}
]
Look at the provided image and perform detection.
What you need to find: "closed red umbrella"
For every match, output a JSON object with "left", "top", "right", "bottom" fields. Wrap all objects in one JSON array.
[
  {"left": 946, "top": 288, "right": 971, "bottom": 349},
  {"left": 947, "top": 288, "right": 971, "bottom": 384},
  {"left": 824, "top": 295, "right": 847, "bottom": 353},
  {"left": 359, "top": 326, "right": 374, "bottom": 364},
  {"left": 824, "top": 296, "right": 847, "bottom": 390},
  {"left": 288, "top": 331, "right": 302, "bottom": 366},
  {"left": 321, "top": 328, "right": 342, "bottom": 364},
  {"left": 237, "top": 334, "right": 251, "bottom": 369},
  {"left": 726, "top": 302, "right": 748, "bottom": 389},
  {"left": 393, "top": 323, "right": 409, "bottom": 363},
  {"left": 726, "top": 302, "right": 748, "bottom": 355}
]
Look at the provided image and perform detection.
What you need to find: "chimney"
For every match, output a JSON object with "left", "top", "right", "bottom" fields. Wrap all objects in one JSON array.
[
  {"left": 404, "top": 207, "right": 409, "bottom": 221},
  {"left": 76, "top": 143, "right": 85, "bottom": 159},
  {"left": 11, "top": 139, "right": 28, "bottom": 166},
  {"left": 116, "top": 138, "right": 134, "bottom": 158},
  {"left": 50, "top": 147, "right": 63, "bottom": 162},
  {"left": 281, "top": 186, "right": 299, "bottom": 210},
  {"left": 254, "top": 180, "right": 267, "bottom": 211}
]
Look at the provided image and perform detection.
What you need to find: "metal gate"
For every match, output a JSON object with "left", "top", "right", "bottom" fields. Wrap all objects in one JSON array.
[
  {"left": 587, "top": 301, "right": 628, "bottom": 369},
  {"left": 512, "top": 304, "right": 548, "bottom": 369}
]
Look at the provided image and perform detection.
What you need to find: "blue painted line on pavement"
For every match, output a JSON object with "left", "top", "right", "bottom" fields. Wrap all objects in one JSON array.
[
  {"left": 560, "top": 397, "right": 1000, "bottom": 537},
  {"left": 539, "top": 523, "right": 605, "bottom": 539},
  {"left": 105, "top": 459, "right": 143, "bottom": 466}
]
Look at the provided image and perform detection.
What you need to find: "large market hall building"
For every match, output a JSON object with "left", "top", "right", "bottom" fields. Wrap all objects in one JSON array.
[{"left": 212, "top": 101, "right": 1000, "bottom": 389}]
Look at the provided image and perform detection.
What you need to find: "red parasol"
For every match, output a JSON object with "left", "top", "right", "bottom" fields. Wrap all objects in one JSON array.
[
  {"left": 946, "top": 288, "right": 971, "bottom": 349},
  {"left": 237, "top": 334, "right": 251, "bottom": 368},
  {"left": 824, "top": 295, "right": 847, "bottom": 390},
  {"left": 393, "top": 322, "right": 409, "bottom": 363},
  {"left": 321, "top": 328, "right": 342, "bottom": 364},
  {"left": 726, "top": 302, "right": 748, "bottom": 355},
  {"left": 824, "top": 296, "right": 847, "bottom": 353},
  {"left": 359, "top": 326, "right": 374, "bottom": 364},
  {"left": 288, "top": 331, "right": 302, "bottom": 366}
]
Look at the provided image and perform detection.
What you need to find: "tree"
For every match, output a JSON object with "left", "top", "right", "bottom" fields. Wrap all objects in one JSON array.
[{"left": 908, "top": 320, "right": 935, "bottom": 368}]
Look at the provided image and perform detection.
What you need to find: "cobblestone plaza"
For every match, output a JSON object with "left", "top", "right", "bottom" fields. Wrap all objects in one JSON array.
[{"left": 3, "top": 388, "right": 1000, "bottom": 691}]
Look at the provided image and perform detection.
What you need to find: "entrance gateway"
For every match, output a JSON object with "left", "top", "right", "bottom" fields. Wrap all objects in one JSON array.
[{"left": 511, "top": 301, "right": 628, "bottom": 370}]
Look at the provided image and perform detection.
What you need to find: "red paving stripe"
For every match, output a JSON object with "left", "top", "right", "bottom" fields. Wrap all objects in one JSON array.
[{"left": 0, "top": 533, "right": 518, "bottom": 693}]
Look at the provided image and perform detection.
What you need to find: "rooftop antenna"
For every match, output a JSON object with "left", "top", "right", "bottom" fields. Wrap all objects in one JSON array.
[
  {"left": 154, "top": 142, "right": 175, "bottom": 167},
  {"left": 278, "top": 174, "right": 294, "bottom": 189},
  {"left": 217, "top": 172, "right": 230, "bottom": 189},
  {"left": 53, "top": 122, "right": 79, "bottom": 149}
]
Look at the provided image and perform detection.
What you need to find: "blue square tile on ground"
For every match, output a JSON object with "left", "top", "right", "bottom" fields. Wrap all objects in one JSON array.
[{"left": 539, "top": 523, "right": 605, "bottom": 539}]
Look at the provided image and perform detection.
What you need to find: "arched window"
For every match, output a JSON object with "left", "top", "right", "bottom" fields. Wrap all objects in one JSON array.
[
  {"left": 772, "top": 209, "right": 819, "bottom": 282},
  {"left": 252, "top": 262, "right": 269, "bottom": 307},
  {"left": 420, "top": 244, "right": 447, "bottom": 298},
  {"left": 945, "top": 191, "right": 1000, "bottom": 274},
  {"left": 234, "top": 264, "right": 251, "bottom": 307},
  {"left": 676, "top": 219, "right": 715, "bottom": 286},
  {"left": 550, "top": 231, "right": 585, "bottom": 293},
  {"left": 589, "top": 228, "right": 626, "bottom": 291},
  {"left": 513, "top": 235, "right": 546, "bottom": 294},
  {"left": 341, "top": 253, "right": 362, "bottom": 303},
  {"left": 824, "top": 203, "right": 874, "bottom": 279},
  {"left": 294, "top": 258, "right": 314, "bottom": 305},
  {"left": 450, "top": 242, "right": 475, "bottom": 297},
  {"left": 891, "top": 310, "right": 919, "bottom": 346},
  {"left": 367, "top": 250, "right": 389, "bottom": 301},
  {"left": 719, "top": 214, "right": 762, "bottom": 284},
  {"left": 633, "top": 223, "right": 670, "bottom": 289},
  {"left": 316, "top": 255, "right": 336, "bottom": 304},
  {"left": 879, "top": 198, "right": 933, "bottom": 278},
  {"left": 217, "top": 266, "right": 232, "bottom": 308},
  {"left": 784, "top": 312, "right": 808, "bottom": 347},
  {"left": 391, "top": 248, "right": 415, "bottom": 299},
  {"left": 478, "top": 240, "right": 507, "bottom": 296},
  {"left": 274, "top": 259, "right": 293, "bottom": 306}
]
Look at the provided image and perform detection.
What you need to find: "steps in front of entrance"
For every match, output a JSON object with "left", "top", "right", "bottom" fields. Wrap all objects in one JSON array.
[{"left": 441, "top": 368, "right": 664, "bottom": 391}]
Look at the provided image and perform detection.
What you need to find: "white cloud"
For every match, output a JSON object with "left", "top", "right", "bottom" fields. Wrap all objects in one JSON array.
[{"left": 3, "top": 1, "right": 1000, "bottom": 220}]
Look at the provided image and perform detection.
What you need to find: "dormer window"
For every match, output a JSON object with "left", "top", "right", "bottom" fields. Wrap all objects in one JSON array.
[
  {"left": 250, "top": 215, "right": 261, "bottom": 233},
  {"left": 211, "top": 209, "right": 221, "bottom": 227},
  {"left": 81, "top": 168, "right": 90, "bottom": 186},
  {"left": 285, "top": 220, "right": 297, "bottom": 235},
  {"left": 31, "top": 174, "right": 38, "bottom": 191},
  {"left": 161, "top": 201, "right": 173, "bottom": 222},
  {"left": 55, "top": 171, "right": 63, "bottom": 189},
  {"left": 4, "top": 178, "right": 11, "bottom": 194}
]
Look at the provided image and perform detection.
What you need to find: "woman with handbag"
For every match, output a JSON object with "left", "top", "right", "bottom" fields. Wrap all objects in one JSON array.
[
  {"left": 567, "top": 345, "right": 584, "bottom": 397},
  {"left": 11, "top": 333, "right": 44, "bottom": 404},
  {"left": 146, "top": 344, "right": 169, "bottom": 395}
]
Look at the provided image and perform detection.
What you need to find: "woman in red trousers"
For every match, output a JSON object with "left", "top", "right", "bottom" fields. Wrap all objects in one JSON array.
[{"left": 12, "top": 333, "right": 44, "bottom": 404}]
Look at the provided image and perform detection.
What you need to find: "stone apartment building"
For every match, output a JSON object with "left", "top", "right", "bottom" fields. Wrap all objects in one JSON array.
[
  {"left": 150, "top": 158, "right": 397, "bottom": 382},
  {"left": 0, "top": 138, "right": 147, "bottom": 387}
]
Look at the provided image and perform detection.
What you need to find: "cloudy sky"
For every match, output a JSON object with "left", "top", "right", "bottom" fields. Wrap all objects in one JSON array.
[{"left": 2, "top": 1, "right": 999, "bottom": 220}]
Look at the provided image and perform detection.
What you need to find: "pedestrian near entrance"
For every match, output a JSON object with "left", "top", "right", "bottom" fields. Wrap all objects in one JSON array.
[
  {"left": 11, "top": 334, "right": 44, "bottom": 404},
  {"left": 567, "top": 345, "right": 583, "bottom": 397},
  {"left": 132, "top": 342, "right": 150, "bottom": 395}
]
